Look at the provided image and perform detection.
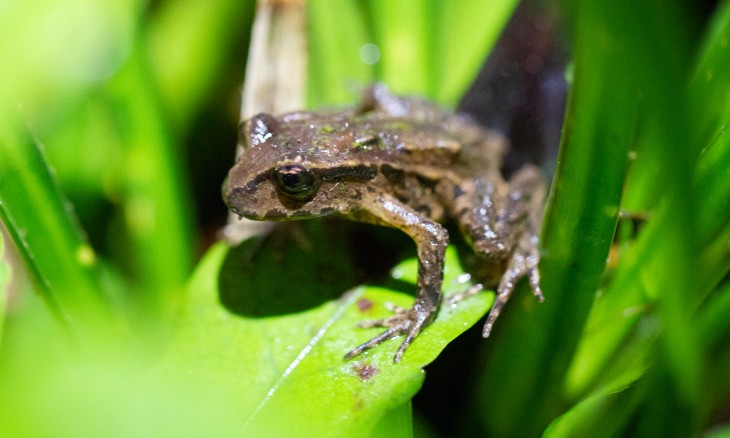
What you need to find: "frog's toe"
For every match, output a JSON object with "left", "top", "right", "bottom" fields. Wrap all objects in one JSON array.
[
  {"left": 529, "top": 265, "right": 544, "bottom": 302},
  {"left": 344, "top": 326, "right": 402, "bottom": 360},
  {"left": 383, "top": 302, "right": 409, "bottom": 314},
  {"left": 345, "top": 308, "right": 429, "bottom": 363},
  {"left": 393, "top": 321, "right": 426, "bottom": 363},
  {"left": 356, "top": 314, "right": 403, "bottom": 329},
  {"left": 353, "top": 302, "right": 411, "bottom": 329},
  {"left": 447, "top": 283, "right": 484, "bottom": 306},
  {"left": 482, "top": 238, "right": 543, "bottom": 338}
]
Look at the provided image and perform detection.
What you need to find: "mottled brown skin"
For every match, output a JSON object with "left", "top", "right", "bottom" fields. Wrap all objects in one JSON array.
[{"left": 223, "top": 84, "right": 545, "bottom": 363}]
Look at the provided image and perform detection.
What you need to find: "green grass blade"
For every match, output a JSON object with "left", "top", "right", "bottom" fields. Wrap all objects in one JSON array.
[
  {"left": 567, "top": 0, "right": 729, "bottom": 405},
  {"left": 149, "top": 0, "right": 257, "bottom": 128},
  {"left": 548, "top": 1, "right": 724, "bottom": 433},
  {"left": 544, "top": 387, "right": 640, "bottom": 438},
  {"left": 367, "top": 0, "right": 432, "bottom": 97},
  {"left": 688, "top": 0, "right": 730, "bottom": 148},
  {"left": 698, "top": 282, "right": 730, "bottom": 419},
  {"left": 471, "top": 0, "right": 696, "bottom": 434},
  {"left": 366, "top": 0, "right": 518, "bottom": 105},
  {"left": 308, "top": 0, "right": 375, "bottom": 107},
  {"left": 691, "top": 0, "right": 730, "bottom": 251},
  {"left": 307, "top": 0, "right": 517, "bottom": 108},
  {"left": 432, "top": 0, "right": 519, "bottom": 105},
  {"left": 0, "top": 229, "right": 8, "bottom": 343},
  {"left": 106, "top": 39, "right": 195, "bottom": 321},
  {"left": 0, "top": 102, "right": 109, "bottom": 341}
]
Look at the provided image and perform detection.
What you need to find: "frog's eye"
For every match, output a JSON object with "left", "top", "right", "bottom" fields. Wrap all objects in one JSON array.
[{"left": 273, "top": 165, "right": 317, "bottom": 199}]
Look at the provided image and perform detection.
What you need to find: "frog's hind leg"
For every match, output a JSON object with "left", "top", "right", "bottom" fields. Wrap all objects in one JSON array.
[
  {"left": 454, "top": 165, "right": 546, "bottom": 337},
  {"left": 483, "top": 225, "right": 543, "bottom": 336},
  {"left": 483, "top": 164, "right": 545, "bottom": 337}
]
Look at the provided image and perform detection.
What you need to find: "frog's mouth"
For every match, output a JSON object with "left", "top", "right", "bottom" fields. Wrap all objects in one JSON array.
[
  {"left": 224, "top": 186, "right": 322, "bottom": 221},
  {"left": 225, "top": 200, "right": 288, "bottom": 221},
  {"left": 229, "top": 205, "right": 329, "bottom": 222}
]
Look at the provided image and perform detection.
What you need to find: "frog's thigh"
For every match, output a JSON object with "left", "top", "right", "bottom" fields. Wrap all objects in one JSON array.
[
  {"left": 453, "top": 174, "right": 510, "bottom": 260},
  {"left": 501, "top": 165, "right": 546, "bottom": 231},
  {"left": 480, "top": 165, "right": 546, "bottom": 336},
  {"left": 456, "top": 165, "right": 545, "bottom": 260}
]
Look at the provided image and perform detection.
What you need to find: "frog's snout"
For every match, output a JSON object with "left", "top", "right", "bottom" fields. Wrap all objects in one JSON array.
[
  {"left": 223, "top": 186, "right": 242, "bottom": 213},
  {"left": 221, "top": 175, "right": 232, "bottom": 202}
]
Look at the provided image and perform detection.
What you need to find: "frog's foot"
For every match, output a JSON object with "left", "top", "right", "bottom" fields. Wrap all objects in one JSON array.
[
  {"left": 482, "top": 235, "right": 543, "bottom": 338},
  {"left": 344, "top": 304, "right": 432, "bottom": 363}
]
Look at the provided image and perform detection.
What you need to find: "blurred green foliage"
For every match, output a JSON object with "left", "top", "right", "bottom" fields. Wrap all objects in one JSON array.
[{"left": 0, "top": 0, "right": 729, "bottom": 436}]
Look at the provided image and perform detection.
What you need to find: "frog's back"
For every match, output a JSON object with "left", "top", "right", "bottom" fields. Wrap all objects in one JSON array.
[
  {"left": 272, "top": 106, "right": 506, "bottom": 180},
  {"left": 355, "top": 85, "right": 508, "bottom": 176}
]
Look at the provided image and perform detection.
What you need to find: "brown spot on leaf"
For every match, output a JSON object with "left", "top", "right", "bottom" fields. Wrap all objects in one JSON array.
[
  {"left": 353, "top": 397, "right": 365, "bottom": 411},
  {"left": 357, "top": 298, "right": 373, "bottom": 312},
  {"left": 353, "top": 362, "right": 380, "bottom": 381}
]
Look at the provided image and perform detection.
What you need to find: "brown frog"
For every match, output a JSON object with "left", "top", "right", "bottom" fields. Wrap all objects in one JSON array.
[{"left": 223, "top": 84, "right": 546, "bottom": 363}]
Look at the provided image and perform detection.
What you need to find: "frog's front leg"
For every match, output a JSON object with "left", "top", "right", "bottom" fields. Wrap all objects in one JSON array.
[
  {"left": 454, "top": 164, "right": 546, "bottom": 337},
  {"left": 344, "top": 194, "right": 448, "bottom": 363}
]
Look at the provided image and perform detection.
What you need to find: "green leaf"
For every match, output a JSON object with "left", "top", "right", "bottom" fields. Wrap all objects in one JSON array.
[
  {"left": 157, "top": 242, "right": 491, "bottom": 436},
  {"left": 0, "top": 292, "right": 241, "bottom": 438}
]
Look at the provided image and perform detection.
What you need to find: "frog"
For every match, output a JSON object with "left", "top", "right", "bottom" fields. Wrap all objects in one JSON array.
[{"left": 223, "top": 84, "right": 546, "bottom": 363}]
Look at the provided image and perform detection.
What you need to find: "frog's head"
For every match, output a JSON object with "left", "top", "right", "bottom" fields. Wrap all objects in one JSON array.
[{"left": 223, "top": 113, "right": 375, "bottom": 221}]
